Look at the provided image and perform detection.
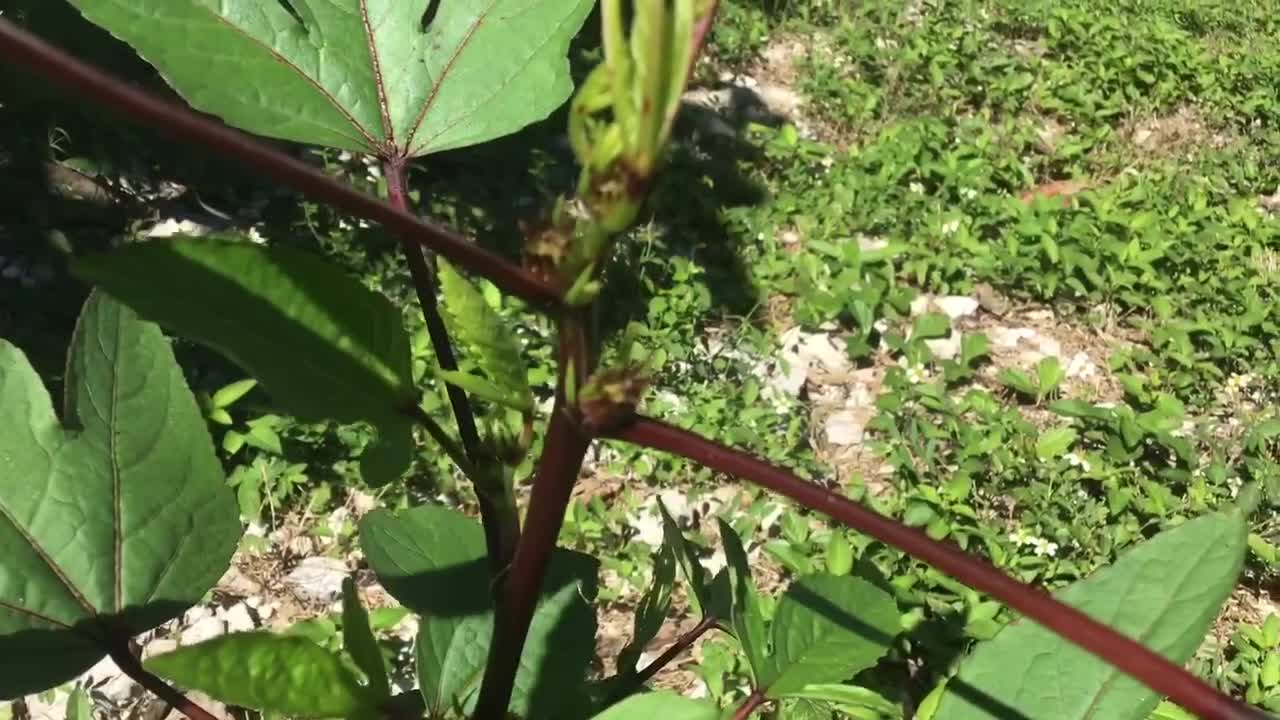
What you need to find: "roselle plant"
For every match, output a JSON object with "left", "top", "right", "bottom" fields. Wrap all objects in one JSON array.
[{"left": 0, "top": 2, "right": 1271, "bottom": 719}]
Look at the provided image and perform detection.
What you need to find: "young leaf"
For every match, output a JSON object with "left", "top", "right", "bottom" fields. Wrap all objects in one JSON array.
[
  {"left": 66, "top": 0, "right": 595, "bottom": 157},
  {"left": 144, "top": 632, "right": 375, "bottom": 718},
  {"left": 617, "top": 542, "right": 678, "bottom": 677},
  {"left": 437, "top": 261, "right": 534, "bottom": 413},
  {"left": 342, "top": 577, "right": 390, "bottom": 701},
  {"left": 1035, "top": 356, "right": 1065, "bottom": 397},
  {"left": 1034, "top": 427, "right": 1078, "bottom": 461},
  {"left": 211, "top": 378, "right": 257, "bottom": 409},
  {"left": 657, "top": 501, "right": 713, "bottom": 617},
  {"left": 781, "top": 684, "right": 899, "bottom": 716},
  {"left": 718, "top": 519, "right": 769, "bottom": 682},
  {"left": 932, "top": 508, "right": 1248, "bottom": 720},
  {"left": 73, "top": 239, "right": 416, "bottom": 486},
  {"left": 66, "top": 688, "right": 92, "bottom": 720},
  {"left": 762, "top": 574, "right": 901, "bottom": 699},
  {"left": 0, "top": 292, "right": 240, "bottom": 699},
  {"left": 589, "top": 692, "right": 719, "bottom": 720},
  {"left": 912, "top": 312, "right": 952, "bottom": 341}
]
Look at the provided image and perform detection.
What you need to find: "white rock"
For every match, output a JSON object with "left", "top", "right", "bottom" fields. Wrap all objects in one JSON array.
[
  {"left": 216, "top": 565, "right": 262, "bottom": 596},
  {"left": 1033, "top": 335, "right": 1062, "bottom": 357},
  {"left": 824, "top": 410, "right": 866, "bottom": 446},
  {"left": 630, "top": 513, "right": 665, "bottom": 547},
  {"left": 1065, "top": 351, "right": 1096, "bottom": 378},
  {"left": 181, "top": 616, "right": 227, "bottom": 646},
  {"left": 221, "top": 603, "right": 257, "bottom": 633},
  {"left": 991, "top": 327, "right": 1036, "bottom": 348},
  {"left": 349, "top": 490, "right": 377, "bottom": 516},
  {"left": 909, "top": 295, "right": 933, "bottom": 317},
  {"left": 285, "top": 557, "right": 349, "bottom": 603},
  {"left": 84, "top": 656, "right": 137, "bottom": 704},
  {"left": 143, "top": 638, "right": 179, "bottom": 660},
  {"left": 925, "top": 333, "right": 962, "bottom": 361},
  {"left": 144, "top": 217, "right": 213, "bottom": 239},
  {"left": 22, "top": 691, "right": 69, "bottom": 720},
  {"left": 934, "top": 296, "right": 980, "bottom": 320},
  {"left": 183, "top": 605, "right": 214, "bottom": 625}
]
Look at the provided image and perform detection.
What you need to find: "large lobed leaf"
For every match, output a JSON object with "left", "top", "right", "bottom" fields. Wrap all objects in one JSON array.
[
  {"left": 73, "top": 238, "right": 416, "bottom": 486},
  {"left": 933, "top": 508, "right": 1247, "bottom": 720},
  {"left": 0, "top": 292, "right": 240, "bottom": 698},
  {"left": 65, "top": 0, "right": 595, "bottom": 157}
]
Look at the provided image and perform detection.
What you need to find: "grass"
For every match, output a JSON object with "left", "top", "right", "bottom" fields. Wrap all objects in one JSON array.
[{"left": 3, "top": 0, "right": 1280, "bottom": 715}]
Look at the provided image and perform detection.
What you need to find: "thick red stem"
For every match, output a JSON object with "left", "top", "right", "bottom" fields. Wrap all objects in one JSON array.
[
  {"left": 731, "top": 690, "right": 767, "bottom": 720},
  {"left": 608, "top": 415, "right": 1267, "bottom": 720}
]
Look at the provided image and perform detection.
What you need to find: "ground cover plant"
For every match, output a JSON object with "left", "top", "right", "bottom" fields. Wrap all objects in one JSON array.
[{"left": 0, "top": 0, "right": 1279, "bottom": 719}]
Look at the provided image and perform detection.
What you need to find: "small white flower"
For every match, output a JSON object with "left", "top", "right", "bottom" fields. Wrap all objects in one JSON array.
[
  {"left": 246, "top": 226, "right": 267, "bottom": 245},
  {"left": 1063, "top": 452, "right": 1091, "bottom": 473},
  {"left": 1031, "top": 538, "right": 1059, "bottom": 557},
  {"left": 337, "top": 151, "right": 353, "bottom": 162},
  {"left": 820, "top": 156, "right": 835, "bottom": 169},
  {"left": 960, "top": 187, "right": 978, "bottom": 201},
  {"left": 898, "top": 357, "right": 929, "bottom": 384},
  {"left": 940, "top": 219, "right": 962, "bottom": 236},
  {"left": 909, "top": 182, "right": 925, "bottom": 195}
]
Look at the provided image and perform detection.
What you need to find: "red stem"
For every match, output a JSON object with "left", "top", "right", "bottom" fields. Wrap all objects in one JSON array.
[
  {"left": 0, "top": 18, "right": 561, "bottom": 310},
  {"left": 384, "top": 159, "right": 517, "bottom": 575},
  {"left": 731, "top": 690, "right": 767, "bottom": 720},
  {"left": 608, "top": 416, "right": 1267, "bottom": 720},
  {"left": 629, "top": 615, "right": 719, "bottom": 689},
  {"left": 106, "top": 642, "right": 218, "bottom": 720},
  {"left": 472, "top": 403, "right": 592, "bottom": 720}
]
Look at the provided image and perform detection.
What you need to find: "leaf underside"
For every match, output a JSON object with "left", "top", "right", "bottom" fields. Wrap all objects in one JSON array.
[
  {"left": 0, "top": 293, "right": 240, "bottom": 698},
  {"left": 933, "top": 509, "right": 1247, "bottom": 720},
  {"left": 66, "top": 0, "right": 595, "bottom": 157}
]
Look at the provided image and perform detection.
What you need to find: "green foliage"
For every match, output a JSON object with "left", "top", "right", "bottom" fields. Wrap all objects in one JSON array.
[
  {"left": 73, "top": 238, "right": 417, "bottom": 485},
  {"left": 341, "top": 577, "right": 391, "bottom": 701},
  {"left": 65, "top": 0, "right": 594, "bottom": 157},
  {"left": 144, "top": 632, "right": 377, "bottom": 719},
  {"left": 934, "top": 507, "right": 1247, "bottom": 719},
  {"left": 762, "top": 574, "right": 900, "bottom": 699},
  {"left": 0, "top": 293, "right": 240, "bottom": 698},
  {"left": 436, "top": 260, "right": 534, "bottom": 414},
  {"left": 590, "top": 692, "right": 720, "bottom": 720}
]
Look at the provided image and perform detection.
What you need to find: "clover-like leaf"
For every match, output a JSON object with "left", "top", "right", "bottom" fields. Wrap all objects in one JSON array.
[
  {"left": 763, "top": 574, "right": 901, "bottom": 699},
  {"left": 73, "top": 238, "right": 416, "bottom": 486},
  {"left": 0, "top": 292, "right": 240, "bottom": 698},
  {"left": 933, "top": 508, "right": 1247, "bottom": 720},
  {"left": 145, "top": 632, "right": 375, "bottom": 718},
  {"left": 66, "top": 0, "right": 594, "bottom": 158}
]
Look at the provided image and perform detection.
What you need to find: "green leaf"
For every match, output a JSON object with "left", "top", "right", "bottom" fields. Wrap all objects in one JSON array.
[
  {"left": 1035, "top": 426, "right": 1078, "bottom": 461},
  {"left": 617, "top": 543, "right": 677, "bottom": 678},
  {"left": 211, "top": 378, "right": 257, "bottom": 409},
  {"left": 763, "top": 574, "right": 900, "bottom": 699},
  {"left": 66, "top": 688, "right": 92, "bottom": 720},
  {"left": 144, "top": 632, "right": 374, "bottom": 718},
  {"left": 359, "top": 505, "right": 490, "bottom": 618},
  {"left": 719, "top": 519, "right": 769, "bottom": 682},
  {"left": 361, "top": 504, "right": 597, "bottom": 717},
  {"left": 66, "top": 0, "right": 595, "bottom": 157},
  {"left": 73, "top": 239, "right": 415, "bottom": 486},
  {"left": 437, "top": 261, "right": 533, "bottom": 413},
  {"left": 0, "top": 292, "right": 240, "bottom": 699},
  {"left": 960, "top": 332, "right": 990, "bottom": 367},
  {"left": 658, "top": 501, "right": 713, "bottom": 617},
  {"left": 342, "top": 577, "right": 390, "bottom": 701},
  {"left": 933, "top": 508, "right": 1248, "bottom": 720},
  {"left": 1036, "top": 356, "right": 1065, "bottom": 396},
  {"left": 589, "top": 692, "right": 720, "bottom": 720},
  {"left": 782, "top": 684, "right": 899, "bottom": 716},
  {"left": 435, "top": 370, "right": 532, "bottom": 414},
  {"left": 912, "top": 312, "right": 953, "bottom": 341}
]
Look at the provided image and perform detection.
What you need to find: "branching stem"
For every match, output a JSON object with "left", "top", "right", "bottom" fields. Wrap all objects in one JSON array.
[
  {"left": 106, "top": 641, "right": 218, "bottom": 720},
  {"left": 730, "top": 690, "right": 766, "bottom": 720},
  {"left": 607, "top": 415, "right": 1268, "bottom": 720},
  {"left": 627, "top": 615, "right": 720, "bottom": 692}
]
